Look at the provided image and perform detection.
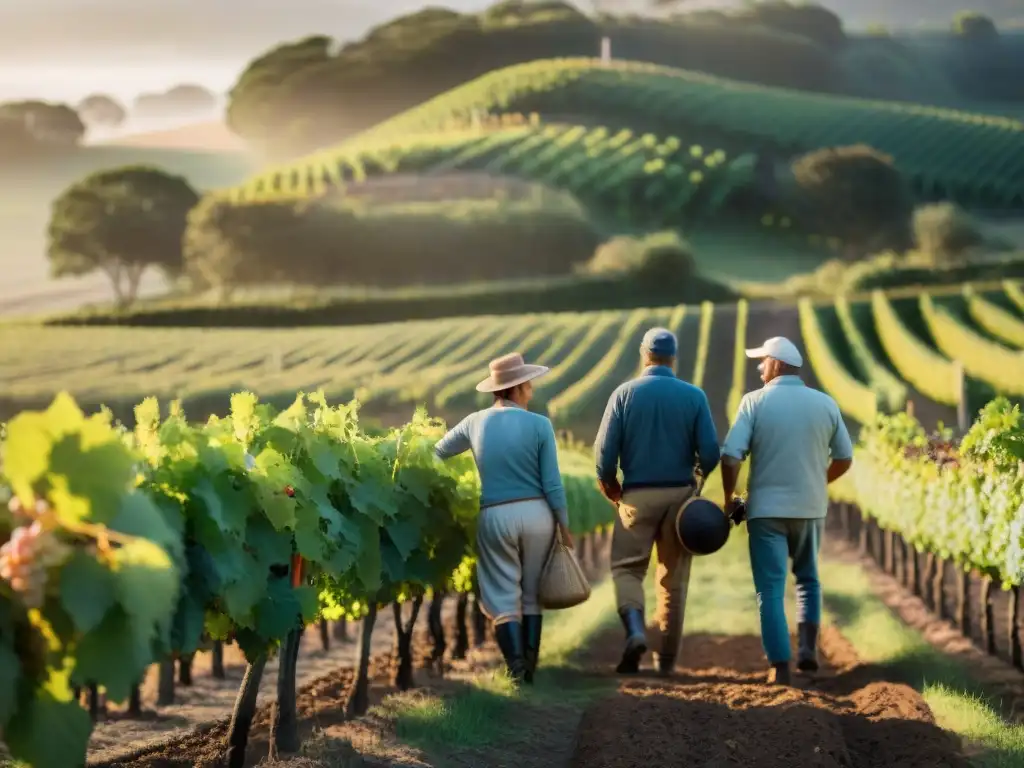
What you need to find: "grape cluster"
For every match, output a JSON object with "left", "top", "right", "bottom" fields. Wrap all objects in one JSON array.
[
  {"left": 902, "top": 435, "right": 961, "bottom": 468},
  {"left": 1, "top": 498, "right": 70, "bottom": 608}
]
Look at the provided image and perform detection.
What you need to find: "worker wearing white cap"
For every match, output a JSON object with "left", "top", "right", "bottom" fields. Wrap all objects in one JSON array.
[{"left": 720, "top": 336, "right": 853, "bottom": 686}]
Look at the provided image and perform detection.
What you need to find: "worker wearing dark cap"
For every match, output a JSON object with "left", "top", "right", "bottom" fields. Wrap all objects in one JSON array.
[{"left": 594, "top": 327, "right": 720, "bottom": 676}]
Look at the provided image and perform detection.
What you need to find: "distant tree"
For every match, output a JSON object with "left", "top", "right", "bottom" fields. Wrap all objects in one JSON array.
[
  {"left": 47, "top": 166, "right": 199, "bottom": 307},
  {"left": 735, "top": 2, "right": 846, "bottom": 48},
  {"left": 953, "top": 11, "right": 999, "bottom": 42},
  {"left": 789, "top": 144, "right": 914, "bottom": 258},
  {"left": 912, "top": 203, "right": 984, "bottom": 265},
  {"left": 133, "top": 84, "right": 218, "bottom": 118},
  {"left": 582, "top": 230, "right": 696, "bottom": 287},
  {"left": 0, "top": 100, "right": 85, "bottom": 145},
  {"left": 78, "top": 94, "right": 127, "bottom": 127}
]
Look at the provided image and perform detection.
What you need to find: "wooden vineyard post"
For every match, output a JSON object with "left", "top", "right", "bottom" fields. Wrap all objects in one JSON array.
[
  {"left": 319, "top": 618, "right": 330, "bottom": 652},
  {"left": 957, "top": 568, "right": 970, "bottom": 633},
  {"left": 924, "top": 553, "right": 937, "bottom": 611},
  {"left": 981, "top": 576, "right": 996, "bottom": 656},
  {"left": 453, "top": 592, "right": 470, "bottom": 660},
  {"left": 346, "top": 603, "right": 378, "bottom": 718},
  {"left": 1011, "top": 587, "right": 1023, "bottom": 671},
  {"left": 884, "top": 529, "right": 895, "bottom": 575},
  {"left": 910, "top": 545, "right": 920, "bottom": 596},
  {"left": 933, "top": 558, "right": 946, "bottom": 621},
  {"left": 212, "top": 640, "right": 226, "bottom": 679},
  {"left": 157, "top": 658, "right": 176, "bottom": 706},
  {"left": 859, "top": 515, "right": 868, "bottom": 556}
]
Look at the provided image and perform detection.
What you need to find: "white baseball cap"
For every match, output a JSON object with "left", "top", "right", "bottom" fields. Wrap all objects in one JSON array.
[{"left": 745, "top": 336, "right": 803, "bottom": 368}]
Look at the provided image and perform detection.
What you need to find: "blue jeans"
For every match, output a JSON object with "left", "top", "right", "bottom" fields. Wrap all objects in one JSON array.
[{"left": 747, "top": 517, "right": 824, "bottom": 663}]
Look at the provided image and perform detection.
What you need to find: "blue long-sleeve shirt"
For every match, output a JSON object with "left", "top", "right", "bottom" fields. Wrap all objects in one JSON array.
[
  {"left": 434, "top": 403, "right": 569, "bottom": 527},
  {"left": 595, "top": 366, "right": 720, "bottom": 491}
]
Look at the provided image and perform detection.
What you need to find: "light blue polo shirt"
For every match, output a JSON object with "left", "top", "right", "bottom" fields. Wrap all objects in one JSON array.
[{"left": 721, "top": 376, "right": 853, "bottom": 520}]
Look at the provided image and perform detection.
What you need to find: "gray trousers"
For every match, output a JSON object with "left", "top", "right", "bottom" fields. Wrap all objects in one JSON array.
[{"left": 476, "top": 498, "right": 556, "bottom": 625}]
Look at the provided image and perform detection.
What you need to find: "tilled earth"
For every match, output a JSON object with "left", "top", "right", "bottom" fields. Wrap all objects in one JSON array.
[{"left": 571, "top": 627, "right": 969, "bottom": 768}]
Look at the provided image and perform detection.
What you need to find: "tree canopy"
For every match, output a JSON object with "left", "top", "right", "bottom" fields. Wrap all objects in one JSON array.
[
  {"left": 47, "top": 166, "right": 200, "bottom": 307},
  {"left": 0, "top": 100, "right": 85, "bottom": 145},
  {"left": 78, "top": 94, "right": 127, "bottom": 127},
  {"left": 134, "top": 84, "right": 218, "bottom": 119},
  {"left": 788, "top": 144, "right": 914, "bottom": 257}
]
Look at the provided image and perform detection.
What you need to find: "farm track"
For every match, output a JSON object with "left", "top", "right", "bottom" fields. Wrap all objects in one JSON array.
[{"left": 571, "top": 625, "right": 968, "bottom": 768}]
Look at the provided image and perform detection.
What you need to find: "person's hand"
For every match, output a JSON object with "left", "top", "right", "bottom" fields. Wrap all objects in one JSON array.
[
  {"left": 559, "top": 523, "right": 575, "bottom": 549},
  {"left": 599, "top": 478, "right": 622, "bottom": 504},
  {"left": 726, "top": 498, "right": 747, "bottom": 525}
]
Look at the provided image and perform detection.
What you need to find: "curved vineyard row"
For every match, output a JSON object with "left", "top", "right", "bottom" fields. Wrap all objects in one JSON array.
[
  {"left": 963, "top": 285, "right": 1024, "bottom": 350},
  {"left": 4, "top": 286, "right": 1023, "bottom": 449},
  {"left": 0, "top": 390, "right": 614, "bottom": 768},
  {"left": 231, "top": 59, "right": 1024, "bottom": 208},
  {"left": 226, "top": 121, "right": 759, "bottom": 231}
]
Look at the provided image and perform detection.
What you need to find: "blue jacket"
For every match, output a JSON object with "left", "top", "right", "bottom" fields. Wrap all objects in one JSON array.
[
  {"left": 434, "top": 402, "right": 569, "bottom": 527},
  {"left": 594, "top": 366, "right": 720, "bottom": 491}
]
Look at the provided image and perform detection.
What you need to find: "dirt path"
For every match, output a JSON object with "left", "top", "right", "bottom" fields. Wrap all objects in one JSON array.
[{"left": 571, "top": 626, "right": 968, "bottom": 768}]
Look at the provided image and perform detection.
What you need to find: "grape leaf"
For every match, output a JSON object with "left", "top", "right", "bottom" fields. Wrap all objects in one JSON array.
[
  {"left": 171, "top": 591, "right": 206, "bottom": 654},
  {"left": 5, "top": 665, "right": 92, "bottom": 768},
  {"left": 58, "top": 551, "right": 116, "bottom": 634},
  {"left": 0, "top": 410, "right": 52, "bottom": 500},
  {"left": 294, "top": 503, "right": 327, "bottom": 561},
  {"left": 48, "top": 426, "right": 137, "bottom": 525},
  {"left": 386, "top": 518, "right": 421, "bottom": 561},
  {"left": 71, "top": 607, "right": 147, "bottom": 702},
  {"left": 223, "top": 567, "right": 268, "bottom": 623},
  {"left": 353, "top": 516, "right": 382, "bottom": 593},
  {"left": 294, "top": 586, "right": 320, "bottom": 623},
  {"left": 254, "top": 579, "right": 301, "bottom": 639},
  {"left": 205, "top": 611, "right": 233, "bottom": 640},
  {"left": 245, "top": 516, "right": 292, "bottom": 573},
  {"left": 112, "top": 539, "right": 179, "bottom": 647},
  {"left": 192, "top": 476, "right": 250, "bottom": 537}
]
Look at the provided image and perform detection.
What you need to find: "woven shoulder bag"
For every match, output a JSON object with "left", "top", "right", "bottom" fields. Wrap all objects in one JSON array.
[{"left": 539, "top": 526, "right": 591, "bottom": 610}]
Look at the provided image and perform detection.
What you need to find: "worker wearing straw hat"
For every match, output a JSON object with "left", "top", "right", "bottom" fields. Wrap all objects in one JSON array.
[
  {"left": 720, "top": 336, "right": 853, "bottom": 686},
  {"left": 434, "top": 353, "right": 573, "bottom": 685},
  {"left": 595, "top": 328, "right": 721, "bottom": 677}
]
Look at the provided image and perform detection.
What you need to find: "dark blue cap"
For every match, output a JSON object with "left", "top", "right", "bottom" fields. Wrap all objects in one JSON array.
[{"left": 641, "top": 327, "right": 677, "bottom": 357}]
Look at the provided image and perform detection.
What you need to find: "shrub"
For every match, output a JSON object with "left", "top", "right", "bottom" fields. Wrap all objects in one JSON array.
[
  {"left": 788, "top": 144, "right": 914, "bottom": 257},
  {"left": 184, "top": 191, "right": 603, "bottom": 295},
  {"left": 953, "top": 11, "right": 998, "bottom": 42},
  {"left": 912, "top": 203, "right": 984, "bottom": 266},
  {"left": 737, "top": 1, "right": 845, "bottom": 49},
  {"left": 582, "top": 230, "right": 696, "bottom": 287}
]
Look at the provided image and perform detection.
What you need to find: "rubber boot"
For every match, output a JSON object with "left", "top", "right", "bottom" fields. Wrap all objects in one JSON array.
[
  {"left": 616, "top": 608, "right": 647, "bottom": 674},
  {"left": 767, "top": 662, "right": 792, "bottom": 686},
  {"left": 522, "top": 615, "right": 542, "bottom": 685},
  {"left": 494, "top": 621, "right": 527, "bottom": 683},
  {"left": 797, "top": 622, "right": 820, "bottom": 673}
]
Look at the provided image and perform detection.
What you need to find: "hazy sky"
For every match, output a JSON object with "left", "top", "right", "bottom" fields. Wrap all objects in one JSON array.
[{"left": 3, "top": 0, "right": 1023, "bottom": 102}]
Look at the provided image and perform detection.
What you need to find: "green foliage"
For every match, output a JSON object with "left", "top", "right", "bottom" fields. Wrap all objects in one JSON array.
[
  {"left": 912, "top": 203, "right": 984, "bottom": 266},
  {"left": 953, "top": 11, "right": 998, "bottom": 42},
  {"left": 47, "top": 165, "right": 200, "bottom": 307},
  {"left": 1, "top": 389, "right": 614, "bottom": 767},
  {"left": 0, "top": 394, "right": 180, "bottom": 768},
  {"left": 848, "top": 402, "right": 1024, "bottom": 586},
  {"left": 133, "top": 85, "right": 218, "bottom": 120},
  {"left": 225, "top": 10, "right": 839, "bottom": 153},
  {"left": 185, "top": 190, "right": 602, "bottom": 293},
  {"left": 920, "top": 293, "right": 1024, "bottom": 396},
  {"left": 789, "top": 144, "right": 913, "bottom": 256},
  {"left": 314, "top": 58, "right": 1024, "bottom": 210},
  {"left": 581, "top": 231, "right": 696, "bottom": 286}
]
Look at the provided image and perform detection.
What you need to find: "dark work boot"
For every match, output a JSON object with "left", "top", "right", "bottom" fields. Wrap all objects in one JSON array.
[
  {"left": 522, "top": 615, "right": 543, "bottom": 685},
  {"left": 797, "top": 622, "right": 820, "bottom": 673},
  {"left": 616, "top": 608, "right": 648, "bottom": 675},
  {"left": 768, "top": 662, "right": 792, "bottom": 686},
  {"left": 494, "top": 621, "right": 527, "bottom": 683}
]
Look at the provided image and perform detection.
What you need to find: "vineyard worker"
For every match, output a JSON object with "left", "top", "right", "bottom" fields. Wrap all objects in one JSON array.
[
  {"left": 595, "top": 327, "right": 720, "bottom": 677},
  {"left": 720, "top": 336, "right": 853, "bottom": 686},
  {"left": 434, "top": 352, "right": 573, "bottom": 685}
]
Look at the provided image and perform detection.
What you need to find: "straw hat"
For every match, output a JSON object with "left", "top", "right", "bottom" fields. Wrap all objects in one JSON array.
[{"left": 475, "top": 353, "right": 550, "bottom": 393}]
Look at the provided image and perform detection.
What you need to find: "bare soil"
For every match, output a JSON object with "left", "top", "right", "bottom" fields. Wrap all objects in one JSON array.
[
  {"left": 571, "top": 625, "right": 968, "bottom": 768},
  {"left": 824, "top": 535, "right": 1024, "bottom": 722}
]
